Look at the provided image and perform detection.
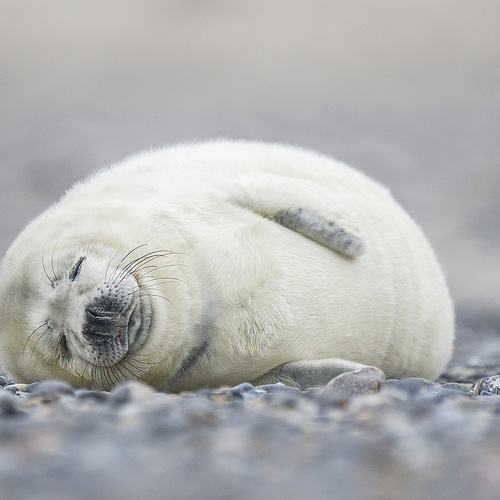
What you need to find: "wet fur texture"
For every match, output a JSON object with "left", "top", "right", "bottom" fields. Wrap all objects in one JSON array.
[{"left": 0, "top": 140, "right": 454, "bottom": 391}]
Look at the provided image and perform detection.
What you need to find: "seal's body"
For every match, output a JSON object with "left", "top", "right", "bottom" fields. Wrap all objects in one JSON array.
[{"left": 0, "top": 141, "right": 454, "bottom": 391}]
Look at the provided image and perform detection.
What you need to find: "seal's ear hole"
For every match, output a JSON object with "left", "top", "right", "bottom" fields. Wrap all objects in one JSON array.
[{"left": 69, "top": 257, "right": 85, "bottom": 281}]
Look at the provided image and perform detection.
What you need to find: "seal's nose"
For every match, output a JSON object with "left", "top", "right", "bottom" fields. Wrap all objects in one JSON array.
[
  {"left": 84, "top": 304, "right": 115, "bottom": 332},
  {"left": 82, "top": 299, "right": 129, "bottom": 342}
]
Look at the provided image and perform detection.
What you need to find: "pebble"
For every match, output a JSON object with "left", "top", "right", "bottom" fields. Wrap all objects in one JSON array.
[
  {"left": 3, "top": 383, "right": 29, "bottom": 396},
  {"left": 23, "top": 380, "right": 74, "bottom": 400},
  {"left": 249, "top": 383, "right": 302, "bottom": 396},
  {"left": 441, "top": 382, "right": 471, "bottom": 393},
  {"left": 0, "top": 391, "right": 23, "bottom": 418},
  {"left": 110, "top": 381, "right": 158, "bottom": 406},
  {"left": 325, "top": 366, "right": 386, "bottom": 396},
  {"left": 473, "top": 375, "right": 500, "bottom": 396},
  {"left": 74, "top": 389, "right": 110, "bottom": 403},
  {"left": 0, "top": 374, "right": 12, "bottom": 387},
  {"left": 385, "top": 377, "right": 436, "bottom": 394}
]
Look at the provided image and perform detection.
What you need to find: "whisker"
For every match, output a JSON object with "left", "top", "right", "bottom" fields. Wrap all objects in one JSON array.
[
  {"left": 104, "top": 249, "right": 122, "bottom": 288},
  {"left": 38, "top": 275, "right": 53, "bottom": 288},
  {"left": 119, "top": 244, "right": 149, "bottom": 265},
  {"left": 80, "top": 353, "right": 94, "bottom": 382},
  {"left": 140, "top": 275, "right": 188, "bottom": 287},
  {"left": 41, "top": 243, "right": 55, "bottom": 287},
  {"left": 149, "top": 293, "right": 175, "bottom": 307},
  {"left": 50, "top": 242, "right": 58, "bottom": 284},
  {"left": 121, "top": 254, "right": 172, "bottom": 278},
  {"left": 108, "top": 244, "right": 149, "bottom": 283},
  {"left": 113, "top": 363, "right": 134, "bottom": 384},
  {"left": 109, "top": 365, "right": 122, "bottom": 389},
  {"left": 22, "top": 322, "right": 50, "bottom": 358},
  {"left": 30, "top": 327, "right": 52, "bottom": 359}
]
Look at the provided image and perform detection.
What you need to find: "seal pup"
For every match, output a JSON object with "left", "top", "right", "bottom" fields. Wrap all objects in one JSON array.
[{"left": 0, "top": 140, "right": 454, "bottom": 391}]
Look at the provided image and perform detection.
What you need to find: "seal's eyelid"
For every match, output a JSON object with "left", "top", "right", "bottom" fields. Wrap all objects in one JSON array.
[{"left": 69, "top": 257, "right": 85, "bottom": 281}]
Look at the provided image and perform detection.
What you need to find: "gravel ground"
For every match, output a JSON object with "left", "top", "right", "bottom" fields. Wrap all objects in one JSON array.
[{"left": 1, "top": 321, "right": 500, "bottom": 500}]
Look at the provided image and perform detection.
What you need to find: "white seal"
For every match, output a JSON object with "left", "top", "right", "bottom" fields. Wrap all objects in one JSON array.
[{"left": 0, "top": 140, "right": 454, "bottom": 391}]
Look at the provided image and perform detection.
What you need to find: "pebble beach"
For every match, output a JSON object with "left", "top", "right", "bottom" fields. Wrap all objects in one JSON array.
[
  {"left": 1, "top": 321, "right": 500, "bottom": 500},
  {"left": 1, "top": 2, "right": 499, "bottom": 499}
]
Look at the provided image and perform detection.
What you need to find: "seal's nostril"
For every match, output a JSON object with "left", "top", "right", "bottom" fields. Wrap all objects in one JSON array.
[
  {"left": 85, "top": 306, "right": 115, "bottom": 325},
  {"left": 83, "top": 302, "right": 119, "bottom": 340}
]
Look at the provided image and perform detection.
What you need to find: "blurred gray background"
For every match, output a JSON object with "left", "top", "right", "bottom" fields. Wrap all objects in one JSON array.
[{"left": 0, "top": 0, "right": 499, "bottom": 323}]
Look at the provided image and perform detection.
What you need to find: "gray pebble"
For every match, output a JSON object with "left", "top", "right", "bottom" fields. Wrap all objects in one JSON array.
[
  {"left": 385, "top": 377, "right": 436, "bottom": 394},
  {"left": 0, "top": 392, "right": 24, "bottom": 418},
  {"left": 24, "top": 380, "right": 74, "bottom": 399},
  {"left": 473, "top": 375, "right": 500, "bottom": 396},
  {"left": 110, "top": 381, "right": 157, "bottom": 406},
  {"left": 0, "top": 374, "right": 12, "bottom": 387},
  {"left": 3, "top": 383, "right": 28, "bottom": 396},
  {"left": 252, "top": 383, "right": 302, "bottom": 394},
  {"left": 325, "top": 367, "right": 386, "bottom": 397},
  {"left": 74, "top": 389, "right": 110, "bottom": 403},
  {"left": 248, "top": 383, "right": 302, "bottom": 399},
  {"left": 20, "top": 382, "right": 42, "bottom": 394},
  {"left": 477, "top": 391, "right": 500, "bottom": 397},
  {"left": 3, "top": 385, "right": 18, "bottom": 396},
  {"left": 301, "top": 387, "right": 324, "bottom": 399},
  {"left": 261, "top": 392, "right": 301, "bottom": 410},
  {"left": 316, "top": 388, "right": 349, "bottom": 408},
  {"left": 230, "top": 382, "right": 254, "bottom": 397},
  {"left": 441, "top": 382, "right": 471, "bottom": 393}
]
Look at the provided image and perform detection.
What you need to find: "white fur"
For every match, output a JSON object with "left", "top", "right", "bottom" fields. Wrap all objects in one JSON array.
[{"left": 0, "top": 140, "right": 454, "bottom": 390}]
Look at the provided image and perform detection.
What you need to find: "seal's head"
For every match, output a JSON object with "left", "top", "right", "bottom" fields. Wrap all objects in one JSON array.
[
  {"left": 48, "top": 250, "right": 149, "bottom": 360},
  {"left": 0, "top": 238, "right": 188, "bottom": 389}
]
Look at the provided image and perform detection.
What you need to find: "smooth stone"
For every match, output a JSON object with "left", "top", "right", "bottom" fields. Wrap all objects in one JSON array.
[
  {"left": 478, "top": 391, "right": 500, "bottom": 397},
  {"left": 110, "top": 381, "right": 158, "bottom": 406},
  {"left": 209, "top": 383, "right": 254, "bottom": 402},
  {"left": 3, "top": 385, "right": 18, "bottom": 395},
  {"left": 74, "top": 389, "right": 110, "bottom": 403},
  {"left": 385, "top": 377, "right": 436, "bottom": 395},
  {"left": 473, "top": 375, "right": 500, "bottom": 395},
  {"left": 301, "top": 387, "right": 324, "bottom": 400},
  {"left": 24, "top": 380, "right": 74, "bottom": 399},
  {"left": 325, "top": 367, "right": 386, "bottom": 397},
  {"left": 0, "top": 374, "right": 12, "bottom": 387},
  {"left": 20, "top": 382, "right": 41, "bottom": 394},
  {"left": 262, "top": 393, "right": 301, "bottom": 410},
  {"left": 230, "top": 383, "right": 254, "bottom": 396},
  {"left": 441, "top": 382, "right": 471, "bottom": 393},
  {"left": 0, "top": 391, "right": 24, "bottom": 417},
  {"left": 250, "top": 383, "right": 302, "bottom": 396},
  {"left": 3, "top": 383, "right": 28, "bottom": 393}
]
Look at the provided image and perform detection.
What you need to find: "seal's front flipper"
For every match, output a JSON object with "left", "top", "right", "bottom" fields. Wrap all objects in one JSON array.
[
  {"left": 227, "top": 173, "right": 367, "bottom": 258},
  {"left": 274, "top": 208, "right": 366, "bottom": 258},
  {"left": 251, "top": 358, "right": 373, "bottom": 390}
]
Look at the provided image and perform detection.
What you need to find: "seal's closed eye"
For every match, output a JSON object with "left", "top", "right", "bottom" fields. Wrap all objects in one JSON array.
[{"left": 69, "top": 257, "right": 85, "bottom": 281}]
